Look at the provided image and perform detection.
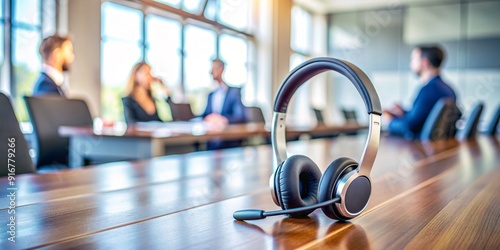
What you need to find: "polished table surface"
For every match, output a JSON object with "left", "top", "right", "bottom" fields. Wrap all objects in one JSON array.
[
  {"left": 59, "top": 122, "right": 367, "bottom": 167},
  {"left": 59, "top": 122, "right": 366, "bottom": 141},
  {"left": 1, "top": 135, "right": 499, "bottom": 249}
]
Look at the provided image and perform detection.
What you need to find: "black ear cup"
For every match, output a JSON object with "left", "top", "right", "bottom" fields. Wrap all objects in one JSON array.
[
  {"left": 274, "top": 155, "right": 322, "bottom": 217},
  {"left": 317, "top": 157, "right": 359, "bottom": 221}
]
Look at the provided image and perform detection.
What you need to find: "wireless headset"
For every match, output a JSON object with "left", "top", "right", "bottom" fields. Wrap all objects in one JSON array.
[{"left": 234, "top": 57, "right": 382, "bottom": 221}]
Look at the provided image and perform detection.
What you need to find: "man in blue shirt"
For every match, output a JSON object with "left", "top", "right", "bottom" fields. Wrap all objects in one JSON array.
[{"left": 385, "top": 45, "right": 457, "bottom": 138}]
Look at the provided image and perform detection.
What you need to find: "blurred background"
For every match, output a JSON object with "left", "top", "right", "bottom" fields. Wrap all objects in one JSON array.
[{"left": 0, "top": 0, "right": 499, "bottom": 128}]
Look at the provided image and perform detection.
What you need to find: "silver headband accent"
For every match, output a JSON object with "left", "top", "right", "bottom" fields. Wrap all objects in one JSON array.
[{"left": 271, "top": 112, "right": 380, "bottom": 177}]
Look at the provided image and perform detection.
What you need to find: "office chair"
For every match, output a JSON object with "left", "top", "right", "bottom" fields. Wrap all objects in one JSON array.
[
  {"left": 312, "top": 108, "right": 325, "bottom": 125},
  {"left": 485, "top": 105, "right": 500, "bottom": 136},
  {"left": 420, "top": 98, "right": 462, "bottom": 141},
  {"left": 242, "top": 106, "right": 268, "bottom": 146},
  {"left": 24, "top": 96, "right": 93, "bottom": 168},
  {"left": 309, "top": 108, "right": 340, "bottom": 139},
  {"left": 340, "top": 108, "right": 360, "bottom": 137},
  {"left": 0, "top": 93, "right": 36, "bottom": 176},
  {"left": 341, "top": 109, "right": 358, "bottom": 125},
  {"left": 457, "top": 102, "right": 484, "bottom": 140},
  {"left": 245, "top": 106, "right": 266, "bottom": 123},
  {"left": 168, "top": 101, "right": 195, "bottom": 121}
]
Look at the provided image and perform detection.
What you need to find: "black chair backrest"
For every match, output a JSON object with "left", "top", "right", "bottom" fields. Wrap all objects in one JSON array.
[
  {"left": 0, "top": 93, "right": 35, "bottom": 176},
  {"left": 24, "top": 96, "right": 93, "bottom": 167},
  {"left": 458, "top": 102, "right": 484, "bottom": 140},
  {"left": 168, "top": 102, "right": 195, "bottom": 121},
  {"left": 485, "top": 105, "right": 500, "bottom": 136},
  {"left": 312, "top": 108, "right": 325, "bottom": 125},
  {"left": 420, "top": 98, "right": 462, "bottom": 141},
  {"left": 245, "top": 106, "right": 265, "bottom": 123},
  {"left": 342, "top": 109, "right": 358, "bottom": 124}
]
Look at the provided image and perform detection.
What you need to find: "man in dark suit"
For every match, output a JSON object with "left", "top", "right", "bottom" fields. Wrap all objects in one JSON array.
[
  {"left": 202, "top": 58, "right": 246, "bottom": 125},
  {"left": 385, "top": 45, "right": 457, "bottom": 138},
  {"left": 202, "top": 58, "right": 247, "bottom": 149},
  {"left": 33, "top": 36, "right": 75, "bottom": 97}
]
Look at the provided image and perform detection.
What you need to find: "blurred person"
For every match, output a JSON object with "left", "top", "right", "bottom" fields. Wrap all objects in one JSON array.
[
  {"left": 33, "top": 36, "right": 75, "bottom": 97},
  {"left": 122, "top": 62, "right": 172, "bottom": 124},
  {"left": 201, "top": 58, "right": 247, "bottom": 149},
  {"left": 384, "top": 45, "right": 457, "bottom": 138},
  {"left": 201, "top": 58, "right": 246, "bottom": 125}
]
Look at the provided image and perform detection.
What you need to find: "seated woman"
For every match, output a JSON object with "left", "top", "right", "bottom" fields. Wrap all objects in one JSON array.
[{"left": 122, "top": 62, "right": 171, "bottom": 124}]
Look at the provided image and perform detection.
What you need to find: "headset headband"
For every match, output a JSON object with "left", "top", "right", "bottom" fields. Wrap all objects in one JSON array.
[
  {"left": 274, "top": 58, "right": 382, "bottom": 114},
  {"left": 271, "top": 57, "right": 381, "bottom": 177}
]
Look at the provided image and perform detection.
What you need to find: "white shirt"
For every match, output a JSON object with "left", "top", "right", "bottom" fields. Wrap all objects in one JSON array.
[
  {"left": 42, "top": 64, "right": 64, "bottom": 87},
  {"left": 211, "top": 83, "right": 228, "bottom": 114}
]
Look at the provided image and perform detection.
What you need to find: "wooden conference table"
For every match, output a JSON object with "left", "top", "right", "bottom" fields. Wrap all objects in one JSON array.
[
  {"left": 0, "top": 134, "right": 499, "bottom": 249},
  {"left": 59, "top": 122, "right": 366, "bottom": 167}
]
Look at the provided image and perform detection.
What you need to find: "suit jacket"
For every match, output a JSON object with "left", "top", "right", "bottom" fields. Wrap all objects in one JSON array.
[
  {"left": 202, "top": 86, "right": 246, "bottom": 124},
  {"left": 388, "top": 75, "right": 457, "bottom": 138},
  {"left": 33, "top": 73, "right": 65, "bottom": 97},
  {"left": 122, "top": 96, "right": 166, "bottom": 125}
]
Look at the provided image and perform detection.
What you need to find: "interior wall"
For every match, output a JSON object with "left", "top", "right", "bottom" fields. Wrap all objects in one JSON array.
[
  {"left": 66, "top": 0, "right": 101, "bottom": 117},
  {"left": 328, "top": 0, "right": 500, "bottom": 126}
]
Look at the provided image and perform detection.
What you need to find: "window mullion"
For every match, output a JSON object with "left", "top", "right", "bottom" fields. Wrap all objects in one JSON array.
[
  {"left": 39, "top": 0, "right": 42, "bottom": 29},
  {"left": 8, "top": 0, "right": 14, "bottom": 97},
  {"left": 142, "top": 13, "right": 146, "bottom": 61},
  {"left": 200, "top": 0, "right": 209, "bottom": 17},
  {"left": 179, "top": 20, "right": 185, "bottom": 95}
]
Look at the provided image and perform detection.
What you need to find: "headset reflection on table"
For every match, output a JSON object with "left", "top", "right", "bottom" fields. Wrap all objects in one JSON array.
[{"left": 234, "top": 57, "right": 382, "bottom": 221}]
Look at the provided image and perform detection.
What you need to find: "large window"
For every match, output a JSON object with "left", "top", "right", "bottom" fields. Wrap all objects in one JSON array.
[
  {"left": 101, "top": 2, "right": 143, "bottom": 121},
  {"left": 146, "top": 15, "right": 182, "bottom": 90},
  {"left": 220, "top": 34, "right": 248, "bottom": 87},
  {"left": 289, "top": 5, "right": 313, "bottom": 125},
  {"left": 156, "top": 0, "right": 182, "bottom": 8},
  {"left": 145, "top": 15, "right": 183, "bottom": 121},
  {"left": 157, "top": 0, "right": 251, "bottom": 30},
  {"left": 184, "top": 25, "right": 216, "bottom": 92},
  {"left": 101, "top": 1, "right": 254, "bottom": 121},
  {"left": 217, "top": 0, "right": 250, "bottom": 30},
  {"left": 0, "top": 0, "right": 56, "bottom": 122},
  {"left": 183, "top": 0, "right": 204, "bottom": 14},
  {"left": 291, "top": 5, "right": 312, "bottom": 55},
  {"left": 0, "top": 1, "right": 5, "bottom": 93}
]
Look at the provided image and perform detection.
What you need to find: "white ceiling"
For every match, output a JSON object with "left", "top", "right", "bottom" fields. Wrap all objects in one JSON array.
[{"left": 294, "top": 0, "right": 465, "bottom": 14}]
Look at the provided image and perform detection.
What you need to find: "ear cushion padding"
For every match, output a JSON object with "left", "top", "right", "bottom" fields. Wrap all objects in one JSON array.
[
  {"left": 318, "top": 157, "right": 358, "bottom": 221},
  {"left": 274, "top": 155, "right": 322, "bottom": 217}
]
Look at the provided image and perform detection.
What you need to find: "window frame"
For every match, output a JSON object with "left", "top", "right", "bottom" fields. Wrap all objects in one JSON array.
[
  {"left": 1, "top": 0, "right": 54, "bottom": 122},
  {"left": 10, "top": 0, "right": 42, "bottom": 95},
  {"left": 290, "top": 5, "right": 313, "bottom": 57},
  {"left": 289, "top": 5, "right": 314, "bottom": 125},
  {"left": 100, "top": 0, "right": 256, "bottom": 120}
]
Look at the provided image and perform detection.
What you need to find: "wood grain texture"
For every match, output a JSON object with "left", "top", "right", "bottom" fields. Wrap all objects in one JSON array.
[
  {"left": 406, "top": 171, "right": 500, "bottom": 249},
  {"left": 0, "top": 135, "right": 430, "bottom": 209},
  {"left": 0, "top": 136, "right": 498, "bottom": 249}
]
